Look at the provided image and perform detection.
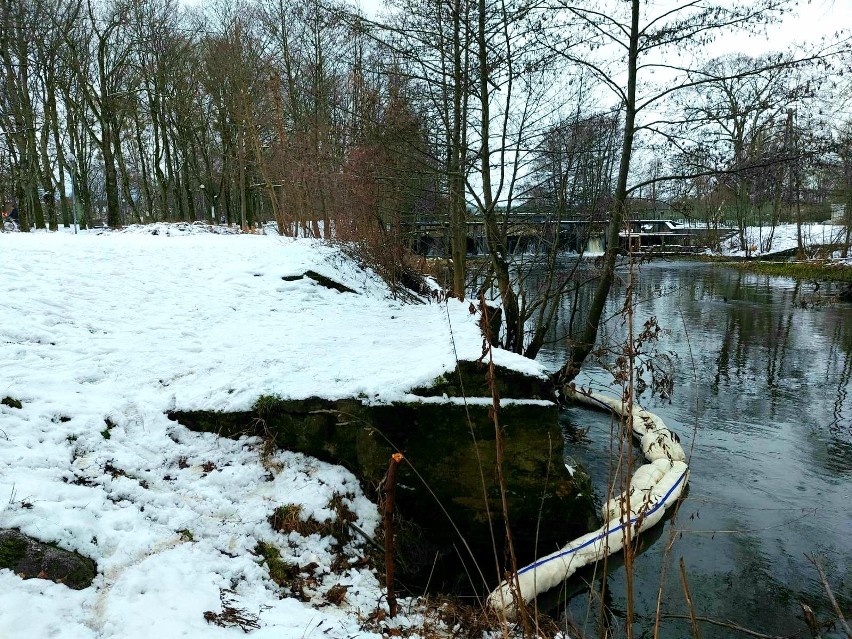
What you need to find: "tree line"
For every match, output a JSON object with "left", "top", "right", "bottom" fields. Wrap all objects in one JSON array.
[{"left": 1, "top": 0, "right": 850, "bottom": 381}]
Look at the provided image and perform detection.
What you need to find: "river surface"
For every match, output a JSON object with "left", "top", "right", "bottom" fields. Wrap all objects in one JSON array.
[{"left": 537, "top": 261, "right": 851, "bottom": 638}]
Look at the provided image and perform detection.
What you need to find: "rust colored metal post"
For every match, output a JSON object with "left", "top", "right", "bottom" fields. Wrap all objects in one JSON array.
[{"left": 383, "top": 453, "right": 404, "bottom": 617}]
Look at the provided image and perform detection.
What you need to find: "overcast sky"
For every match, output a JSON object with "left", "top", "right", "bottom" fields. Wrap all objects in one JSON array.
[
  {"left": 708, "top": 0, "right": 851, "bottom": 57},
  {"left": 353, "top": 0, "right": 850, "bottom": 59}
]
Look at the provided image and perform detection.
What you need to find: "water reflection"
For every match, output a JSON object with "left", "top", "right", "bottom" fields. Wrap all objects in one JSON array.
[{"left": 540, "top": 262, "right": 852, "bottom": 638}]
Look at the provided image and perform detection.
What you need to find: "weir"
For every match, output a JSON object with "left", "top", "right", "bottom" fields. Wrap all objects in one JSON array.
[{"left": 407, "top": 216, "right": 732, "bottom": 257}]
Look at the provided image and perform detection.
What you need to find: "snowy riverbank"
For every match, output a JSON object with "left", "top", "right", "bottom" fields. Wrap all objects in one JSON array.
[
  {"left": 718, "top": 222, "right": 849, "bottom": 259},
  {"left": 0, "top": 227, "right": 549, "bottom": 638}
]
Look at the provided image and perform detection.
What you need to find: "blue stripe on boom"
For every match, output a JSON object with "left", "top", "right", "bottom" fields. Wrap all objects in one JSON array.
[{"left": 517, "top": 470, "right": 687, "bottom": 576}]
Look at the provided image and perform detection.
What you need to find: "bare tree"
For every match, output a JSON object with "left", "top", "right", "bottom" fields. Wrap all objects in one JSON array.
[
  {"left": 541, "top": 0, "right": 809, "bottom": 385},
  {"left": 828, "top": 120, "right": 852, "bottom": 257},
  {"left": 676, "top": 53, "right": 811, "bottom": 254},
  {"left": 0, "top": 0, "right": 50, "bottom": 230}
]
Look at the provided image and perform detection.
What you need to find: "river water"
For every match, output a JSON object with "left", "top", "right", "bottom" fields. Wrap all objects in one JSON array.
[{"left": 537, "top": 261, "right": 851, "bottom": 638}]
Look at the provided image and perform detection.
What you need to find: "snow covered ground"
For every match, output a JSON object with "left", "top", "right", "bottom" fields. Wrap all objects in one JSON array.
[
  {"left": 0, "top": 226, "right": 547, "bottom": 638},
  {"left": 717, "top": 222, "right": 849, "bottom": 259}
]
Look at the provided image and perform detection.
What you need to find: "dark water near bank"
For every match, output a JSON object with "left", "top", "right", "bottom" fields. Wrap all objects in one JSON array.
[{"left": 540, "top": 261, "right": 852, "bottom": 638}]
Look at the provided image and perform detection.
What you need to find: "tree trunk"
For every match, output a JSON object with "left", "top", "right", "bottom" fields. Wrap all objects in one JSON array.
[
  {"left": 477, "top": 0, "right": 521, "bottom": 351},
  {"left": 557, "top": 0, "right": 640, "bottom": 386},
  {"left": 103, "top": 120, "right": 122, "bottom": 228},
  {"left": 448, "top": 0, "right": 467, "bottom": 296}
]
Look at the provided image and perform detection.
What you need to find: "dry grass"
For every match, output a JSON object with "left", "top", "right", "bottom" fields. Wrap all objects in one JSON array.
[
  {"left": 268, "top": 504, "right": 326, "bottom": 537},
  {"left": 358, "top": 594, "right": 567, "bottom": 639},
  {"left": 203, "top": 588, "right": 260, "bottom": 632},
  {"left": 268, "top": 494, "right": 356, "bottom": 546}
]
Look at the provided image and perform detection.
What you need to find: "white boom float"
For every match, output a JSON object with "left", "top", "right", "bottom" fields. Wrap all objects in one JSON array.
[{"left": 487, "top": 387, "right": 689, "bottom": 617}]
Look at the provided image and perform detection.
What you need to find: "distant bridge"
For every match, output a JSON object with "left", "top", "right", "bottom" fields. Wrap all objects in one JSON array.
[{"left": 407, "top": 216, "right": 732, "bottom": 256}]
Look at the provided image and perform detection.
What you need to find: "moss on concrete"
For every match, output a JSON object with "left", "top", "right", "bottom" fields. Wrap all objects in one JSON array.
[
  {"left": 411, "top": 361, "right": 555, "bottom": 400},
  {"left": 0, "top": 534, "right": 28, "bottom": 568},
  {"left": 0, "top": 529, "right": 96, "bottom": 589},
  {"left": 170, "top": 389, "right": 595, "bottom": 593},
  {"left": 1, "top": 396, "right": 22, "bottom": 409}
]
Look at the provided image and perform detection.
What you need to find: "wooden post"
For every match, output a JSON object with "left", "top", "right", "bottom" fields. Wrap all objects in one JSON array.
[{"left": 383, "top": 453, "right": 404, "bottom": 617}]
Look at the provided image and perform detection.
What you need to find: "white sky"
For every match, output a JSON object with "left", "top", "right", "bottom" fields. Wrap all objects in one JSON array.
[
  {"left": 707, "top": 0, "right": 851, "bottom": 57},
  {"left": 354, "top": 0, "right": 851, "bottom": 58}
]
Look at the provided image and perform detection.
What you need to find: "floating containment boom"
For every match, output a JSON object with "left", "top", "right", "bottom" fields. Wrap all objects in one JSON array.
[{"left": 487, "top": 387, "right": 689, "bottom": 617}]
